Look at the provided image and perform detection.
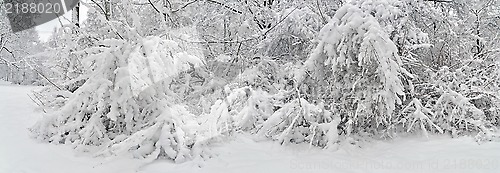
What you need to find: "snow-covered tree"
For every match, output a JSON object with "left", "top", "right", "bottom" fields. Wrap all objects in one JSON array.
[
  {"left": 30, "top": 0, "right": 217, "bottom": 162},
  {"left": 0, "top": 4, "right": 44, "bottom": 85},
  {"left": 31, "top": 35, "right": 208, "bottom": 162},
  {"left": 296, "top": 3, "right": 411, "bottom": 137}
]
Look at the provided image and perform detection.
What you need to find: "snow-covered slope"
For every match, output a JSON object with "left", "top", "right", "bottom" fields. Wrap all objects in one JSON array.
[{"left": 1, "top": 84, "right": 499, "bottom": 173}]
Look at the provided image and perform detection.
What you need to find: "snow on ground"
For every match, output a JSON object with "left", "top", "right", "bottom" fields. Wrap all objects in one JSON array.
[
  {"left": 1, "top": 84, "right": 499, "bottom": 173},
  {"left": 0, "top": 79, "right": 10, "bottom": 85},
  {"left": 0, "top": 85, "right": 146, "bottom": 173}
]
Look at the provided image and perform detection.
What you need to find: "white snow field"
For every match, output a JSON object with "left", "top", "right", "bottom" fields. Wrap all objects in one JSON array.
[{"left": 1, "top": 83, "right": 499, "bottom": 173}]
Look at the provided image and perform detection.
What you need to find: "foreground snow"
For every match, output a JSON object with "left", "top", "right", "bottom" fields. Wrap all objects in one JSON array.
[{"left": 0, "top": 84, "right": 499, "bottom": 173}]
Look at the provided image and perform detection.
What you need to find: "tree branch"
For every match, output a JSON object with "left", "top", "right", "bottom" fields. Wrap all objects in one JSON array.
[
  {"left": 206, "top": 0, "right": 242, "bottom": 14},
  {"left": 172, "top": 0, "right": 200, "bottom": 13}
]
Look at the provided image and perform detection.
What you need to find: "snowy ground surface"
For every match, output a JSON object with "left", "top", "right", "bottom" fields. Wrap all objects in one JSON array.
[{"left": 1, "top": 84, "right": 499, "bottom": 173}]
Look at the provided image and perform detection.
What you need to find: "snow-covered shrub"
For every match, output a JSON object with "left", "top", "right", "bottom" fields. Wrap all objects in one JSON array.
[
  {"left": 399, "top": 98, "right": 443, "bottom": 138},
  {"left": 200, "top": 83, "right": 342, "bottom": 149},
  {"left": 101, "top": 104, "right": 201, "bottom": 162},
  {"left": 408, "top": 65, "right": 499, "bottom": 141},
  {"left": 257, "top": 98, "right": 341, "bottom": 149},
  {"left": 433, "top": 90, "right": 495, "bottom": 140},
  {"left": 31, "top": 36, "right": 207, "bottom": 162},
  {"left": 233, "top": 88, "right": 277, "bottom": 131},
  {"left": 296, "top": 4, "right": 412, "bottom": 137},
  {"left": 216, "top": 55, "right": 344, "bottom": 148}
]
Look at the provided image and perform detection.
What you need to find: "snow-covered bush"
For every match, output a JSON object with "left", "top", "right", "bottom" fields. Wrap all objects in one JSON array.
[
  {"left": 434, "top": 90, "right": 495, "bottom": 140},
  {"left": 199, "top": 82, "right": 343, "bottom": 149},
  {"left": 227, "top": 2, "right": 414, "bottom": 145},
  {"left": 296, "top": 4, "right": 411, "bottom": 138},
  {"left": 232, "top": 88, "right": 277, "bottom": 131},
  {"left": 101, "top": 104, "right": 201, "bottom": 162},
  {"left": 408, "top": 64, "right": 499, "bottom": 141},
  {"left": 257, "top": 98, "right": 341, "bottom": 149},
  {"left": 31, "top": 36, "right": 207, "bottom": 162},
  {"left": 399, "top": 98, "right": 444, "bottom": 138}
]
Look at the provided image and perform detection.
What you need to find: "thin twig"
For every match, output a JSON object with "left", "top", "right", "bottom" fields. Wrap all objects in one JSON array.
[
  {"left": 172, "top": 0, "right": 200, "bottom": 13},
  {"left": 27, "top": 94, "right": 47, "bottom": 113}
]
